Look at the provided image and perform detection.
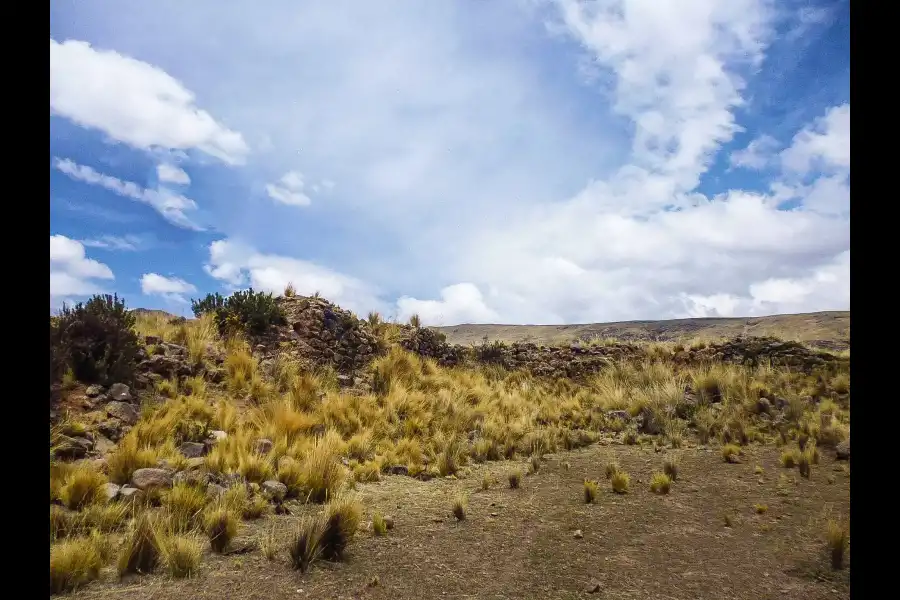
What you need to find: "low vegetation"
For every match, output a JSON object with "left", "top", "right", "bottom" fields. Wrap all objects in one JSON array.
[{"left": 47, "top": 287, "right": 851, "bottom": 595}]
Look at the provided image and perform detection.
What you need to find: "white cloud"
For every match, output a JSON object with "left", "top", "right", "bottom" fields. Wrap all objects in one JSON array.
[
  {"left": 729, "top": 135, "right": 779, "bottom": 170},
  {"left": 140, "top": 273, "right": 197, "bottom": 303},
  {"left": 50, "top": 38, "right": 249, "bottom": 164},
  {"left": 156, "top": 163, "right": 191, "bottom": 185},
  {"left": 397, "top": 283, "right": 499, "bottom": 326},
  {"left": 51, "top": 1, "right": 849, "bottom": 325},
  {"left": 204, "top": 239, "right": 381, "bottom": 315},
  {"left": 80, "top": 234, "right": 142, "bottom": 251},
  {"left": 54, "top": 157, "right": 202, "bottom": 230},
  {"left": 265, "top": 171, "right": 311, "bottom": 206},
  {"left": 50, "top": 235, "right": 115, "bottom": 306},
  {"left": 780, "top": 103, "right": 850, "bottom": 177}
]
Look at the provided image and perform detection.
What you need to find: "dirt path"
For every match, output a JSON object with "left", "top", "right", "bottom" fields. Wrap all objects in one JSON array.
[{"left": 75, "top": 443, "right": 851, "bottom": 600}]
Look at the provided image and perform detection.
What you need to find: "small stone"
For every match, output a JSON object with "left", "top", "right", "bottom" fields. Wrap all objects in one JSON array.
[
  {"left": 254, "top": 438, "right": 274, "bottom": 454},
  {"left": 206, "top": 483, "right": 226, "bottom": 498},
  {"left": 209, "top": 430, "right": 228, "bottom": 443},
  {"left": 388, "top": 464, "right": 409, "bottom": 476},
  {"left": 573, "top": 529, "right": 584, "bottom": 539},
  {"left": 106, "top": 401, "right": 139, "bottom": 425},
  {"left": 131, "top": 468, "right": 174, "bottom": 490},
  {"left": 262, "top": 480, "right": 287, "bottom": 501},
  {"left": 585, "top": 581, "right": 601, "bottom": 594},
  {"left": 174, "top": 470, "right": 209, "bottom": 488},
  {"left": 836, "top": 437, "right": 850, "bottom": 460},
  {"left": 185, "top": 457, "right": 206, "bottom": 470},
  {"left": 179, "top": 442, "right": 206, "bottom": 458},
  {"left": 85, "top": 385, "right": 104, "bottom": 398},
  {"left": 104, "top": 483, "right": 121, "bottom": 501},
  {"left": 119, "top": 486, "right": 144, "bottom": 501},
  {"left": 490, "top": 512, "right": 499, "bottom": 517},
  {"left": 107, "top": 383, "right": 133, "bottom": 403}
]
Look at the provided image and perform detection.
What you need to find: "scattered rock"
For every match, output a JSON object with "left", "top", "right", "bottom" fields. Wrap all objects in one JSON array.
[
  {"left": 91, "top": 458, "right": 109, "bottom": 473},
  {"left": 98, "top": 420, "right": 126, "bottom": 442},
  {"left": 93, "top": 435, "right": 116, "bottom": 455},
  {"left": 261, "top": 480, "right": 288, "bottom": 501},
  {"left": 206, "top": 483, "right": 226, "bottom": 498},
  {"left": 836, "top": 437, "right": 850, "bottom": 460},
  {"left": 254, "top": 438, "right": 274, "bottom": 455},
  {"left": 573, "top": 529, "right": 584, "bottom": 539},
  {"left": 131, "top": 468, "right": 174, "bottom": 490},
  {"left": 179, "top": 442, "right": 206, "bottom": 459},
  {"left": 388, "top": 465, "right": 409, "bottom": 476},
  {"left": 107, "top": 383, "right": 133, "bottom": 403},
  {"left": 106, "top": 401, "right": 138, "bottom": 425},
  {"left": 174, "top": 470, "right": 210, "bottom": 488},
  {"left": 104, "top": 483, "right": 121, "bottom": 501},
  {"left": 85, "top": 385, "right": 104, "bottom": 398},
  {"left": 185, "top": 457, "right": 207, "bottom": 470},
  {"left": 119, "top": 486, "right": 143, "bottom": 501},
  {"left": 585, "top": 581, "right": 601, "bottom": 594},
  {"left": 605, "top": 410, "right": 631, "bottom": 422},
  {"left": 756, "top": 397, "right": 773, "bottom": 415},
  {"left": 53, "top": 435, "right": 88, "bottom": 459},
  {"left": 209, "top": 430, "right": 228, "bottom": 443}
]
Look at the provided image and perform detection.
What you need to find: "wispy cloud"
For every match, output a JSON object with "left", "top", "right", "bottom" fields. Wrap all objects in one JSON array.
[
  {"left": 50, "top": 235, "right": 115, "bottom": 307},
  {"left": 265, "top": 171, "right": 311, "bottom": 206},
  {"left": 140, "top": 272, "right": 198, "bottom": 303},
  {"left": 80, "top": 234, "right": 143, "bottom": 251},
  {"left": 156, "top": 163, "right": 191, "bottom": 185},
  {"left": 54, "top": 157, "right": 203, "bottom": 230}
]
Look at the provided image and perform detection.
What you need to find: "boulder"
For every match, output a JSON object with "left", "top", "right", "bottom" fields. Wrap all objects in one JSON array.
[
  {"left": 179, "top": 442, "right": 206, "bottom": 458},
  {"left": 106, "top": 401, "right": 138, "bottom": 425},
  {"left": 85, "top": 385, "right": 104, "bottom": 398},
  {"left": 174, "top": 470, "right": 210, "bottom": 488},
  {"left": 131, "top": 468, "right": 174, "bottom": 490},
  {"left": 388, "top": 465, "right": 409, "bottom": 476},
  {"left": 206, "top": 483, "right": 226, "bottom": 499},
  {"left": 53, "top": 435, "right": 89, "bottom": 459},
  {"left": 108, "top": 383, "right": 133, "bottom": 403},
  {"left": 119, "top": 486, "right": 144, "bottom": 501}
]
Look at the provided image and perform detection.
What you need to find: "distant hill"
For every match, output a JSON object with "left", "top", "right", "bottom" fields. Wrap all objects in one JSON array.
[
  {"left": 435, "top": 311, "right": 850, "bottom": 349},
  {"left": 130, "top": 308, "right": 181, "bottom": 320}
]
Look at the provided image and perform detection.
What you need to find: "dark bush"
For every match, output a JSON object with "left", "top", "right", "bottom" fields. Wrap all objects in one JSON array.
[
  {"left": 475, "top": 339, "right": 507, "bottom": 364},
  {"left": 192, "top": 288, "right": 287, "bottom": 336},
  {"left": 190, "top": 292, "right": 226, "bottom": 317},
  {"left": 50, "top": 294, "right": 140, "bottom": 386}
]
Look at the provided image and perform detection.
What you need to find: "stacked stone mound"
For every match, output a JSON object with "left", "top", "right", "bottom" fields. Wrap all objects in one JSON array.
[
  {"left": 684, "top": 336, "right": 847, "bottom": 373},
  {"left": 398, "top": 326, "right": 469, "bottom": 366},
  {"left": 276, "top": 296, "right": 381, "bottom": 373}
]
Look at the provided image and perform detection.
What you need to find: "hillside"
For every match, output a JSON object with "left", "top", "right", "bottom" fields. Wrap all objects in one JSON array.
[
  {"left": 49, "top": 292, "right": 851, "bottom": 600},
  {"left": 437, "top": 311, "right": 850, "bottom": 349}
]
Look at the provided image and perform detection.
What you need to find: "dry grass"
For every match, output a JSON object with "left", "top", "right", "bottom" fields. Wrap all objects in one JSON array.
[
  {"left": 50, "top": 533, "right": 110, "bottom": 594},
  {"left": 259, "top": 521, "right": 279, "bottom": 560},
  {"left": 605, "top": 462, "right": 620, "bottom": 479},
  {"left": 320, "top": 494, "right": 362, "bottom": 561},
  {"left": 780, "top": 449, "right": 800, "bottom": 468},
  {"left": 663, "top": 457, "right": 679, "bottom": 481},
  {"left": 611, "top": 471, "right": 630, "bottom": 494},
  {"left": 163, "top": 483, "right": 208, "bottom": 532},
  {"left": 826, "top": 518, "right": 850, "bottom": 569},
  {"left": 204, "top": 506, "right": 239, "bottom": 553},
  {"left": 372, "top": 512, "right": 388, "bottom": 536},
  {"left": 452, "top": 494, "right": 468, "bottom": 521},
  {"left": 584, "top": 479, "right": 599, "bottom": 504},
  {"left": 508, "top": 469, "right": 522, "bottom": 489},
  {"left": 117, "top": 512, "right": 162, "bottom": 576},
  {"left": 289, "top": 514, "right": 324, "bottom": 572},
  {"left": 722, "top": 444, "right": 742, "bottom": 464},
  {"left": 649, "top": 472, "right": 671, "bottom": 495},
  {"left": 58, "top": 464, "right": 107, "bottom": 510},
  {"left": 158, "top": 532, "right": 203, "bottom": 578}
]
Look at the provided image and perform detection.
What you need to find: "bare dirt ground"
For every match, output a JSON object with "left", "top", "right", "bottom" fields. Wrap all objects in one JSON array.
[
  {"left": 436, "top": 312, "right": 851, "bottom": 348},
  {"left": 75, "top": 442, "right": 850, "bottom": 600}
]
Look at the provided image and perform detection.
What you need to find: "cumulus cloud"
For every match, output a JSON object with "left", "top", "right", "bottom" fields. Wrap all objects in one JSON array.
[
  {"left": 265, "top": 171, "right": 311, "bottom": 207},
  {"left": 156, "top": 163, "right": 191, "bottom": 185},
  {"left": 397, "top": 283, "right": 499, "bottom": 326},
  {"left": 730, "top": 135, "right": 780, "bottom": 170},
  {"left": 54, "top": 158, "right": 202, "bottom": 230},
  {"left": 140, "top": 273, "right": 197, "bottom": 303},
  {"left": 780, "top": 103, "right": 850, "bottom": 177},
  {"left": 50, "top": 38, "right": 248, "bottom": 164},
  {"left": 50, "top": 235, "right": 115, "bottom": 307},
  {"left": 204, "top": 239, "right": 382, "bottom": 315}
]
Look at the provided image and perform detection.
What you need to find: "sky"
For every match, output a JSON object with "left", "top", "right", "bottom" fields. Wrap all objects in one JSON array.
[{"left": 49, "top": 0, "right": 850, "bottom": 325}]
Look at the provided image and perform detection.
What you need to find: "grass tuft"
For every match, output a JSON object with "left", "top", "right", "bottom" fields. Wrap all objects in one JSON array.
[
  {"left": 117, "top": 512, "right": 162, "bottom": 576},
  {"left": 372, "top": 513, "right": 388, "bottom": 536},
  {"left": 452, "top": 494, "right": 468, "bottom": 521},
  {"left": 50, "top": 535, "right": 106, "bottom": 594},
  {"left": 158, "top": 532, "right": 203, "bottom": 578},
  {"left": 650, "top": 472, "right": 672, "bottom": 495},
  {"left": 611, "top": 471, "right": 630, "bottom": 494},
  {"left": 508, "top": 469, "right": 522, "bottom": 489},
  {"left": 722, "top": 444, "right": 741, "bottom": 464},
  {"left": 826, "top": 519, "right": 849, "bottom": 570},
  {"left": 59, "top": 464, "right": 107, "bottom": 510},
  {"left": 289, "top": 515, "right": 324, "bottom": 572},
  {"left": 204, "top": 506, "right": 239, "bottom": 553},
  {"left": 584, "top": 479, "right": 599, "bottom": 504},
  {"left": 319, "top": 494, "right": 362, "bottom": 561},
  {"left": 663, "top": 458, "right": 679, "bottom": 481}
]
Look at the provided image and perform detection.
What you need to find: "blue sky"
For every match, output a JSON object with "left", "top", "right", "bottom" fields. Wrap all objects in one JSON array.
[{"left": 50, "top": 0, "right": 850, "bottom": 324}]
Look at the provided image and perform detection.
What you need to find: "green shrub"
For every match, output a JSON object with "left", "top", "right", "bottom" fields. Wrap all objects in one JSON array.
[
  {"left": 50, "top": 294, "right": 139, "bottom": 386},
  {"left": 192, "top": 289, "right": 286, "bottom": 336}
]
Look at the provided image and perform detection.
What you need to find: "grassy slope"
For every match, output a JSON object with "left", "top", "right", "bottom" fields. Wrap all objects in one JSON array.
[{"left": 436, "top": 311, "right": 850, "bottom": 346}]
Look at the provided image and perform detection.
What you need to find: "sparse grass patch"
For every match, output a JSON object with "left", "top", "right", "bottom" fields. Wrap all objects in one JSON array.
[
  {"left": 754, "top": 504, "right": 768, "bottom": 515},
  {"left": 204, "top": 506, "right": 239, "bottom": 553},
  {"left": 117, "top": 512, "right": 162, "bottom": 576},
  {"left": 508, "top": 469, "right": 522, "bottom": 489},
  {"left": 754, "top": 465, "right": 764, "bottom": 475},
  {"left": 481, "top": 474, "right": 493, "bottom": 490},
  {"left": 244, "top": 495, "right": 270, "bottom": 520},
  {"left": 163, "top": 482, "right": 208, "bottom": 532},
  {"left": 320, "top": 494, "right": 362, "bottom": 561},
  {"left": 780, "top": 449, "right": 799, "bottom": 468},
  {"left": 722, "top": 444, "right": 742, "bottom": 464},
  {"left": 584, "top": 479, "right": 599, "bottom": 504},
  {"left": 826, "top": 519, "right": 849, "bottom": 570},
  {"left": 663, "top": 458, "right": 679, "bottom": 481},
  {"left": 50, "top": 535, "right": 106, "bottom": 594},
  {"left": 372, "top": 512, "right": 388, "bottom": 536},
  {"left": 611, "top": 471, "right": 630, "bottom": 494},
  {"left": 58, "top": 464, "right": 107, "bottom": 510},
  {"left": 650, "top": 472, "right": 671, "bottom": 495},
  {"left": 528, "top": 453, "right": 541, "bottom": 474},
  {"left": 289, "top": 514, "right": 324, "bottom": 572},
  {"left": 605, "top": 462, "right": 620, "bottom": 479},
  {"left": 158, "top": 532, "right": 203, "bottom": 578},
  {"left": 798, "top": 452, "right": 811, "bottom": 479},
  {"left": 260, "top": 522, "right": 279, "bottom": 560},
  {"left": 452, "top": 494, "right": 468, "bottom": 521}
]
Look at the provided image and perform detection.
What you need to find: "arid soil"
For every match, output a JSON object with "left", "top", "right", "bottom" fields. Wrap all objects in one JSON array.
[
  {"left": 436, "top": 311, "right": 850, "bottom": 348},
  {"left": 74, "top": 442, "right": 850, "bottom": 600}
]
